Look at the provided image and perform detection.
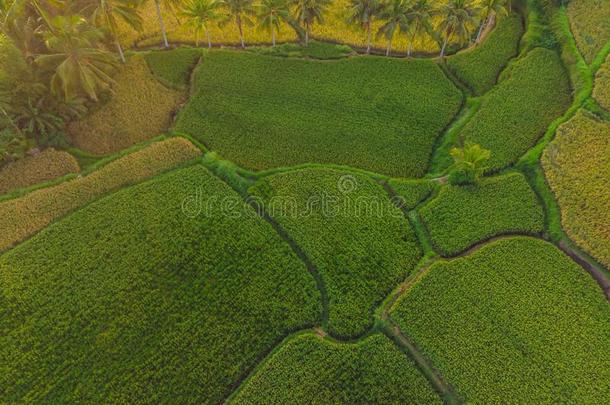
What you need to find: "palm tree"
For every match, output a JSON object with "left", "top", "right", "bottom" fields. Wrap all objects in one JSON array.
[
  {"left": 450, "top": 143, "right": 490, "bottom": 184},
  {"left": 150, "top": 0, "right": 181, "bottom": 48},
  {"left": 377, "top": 0, "right": 410, "bottom": 56},
  {"left": 89, "top": 0, "right": 142, "bottom": 63},
  {"left": 181, "top": 0, "right": 223, "bottom": 48},
  {"left": 293, "top": 0, "right": 330, "bottom": 45},
  {"left": 36, "top": 15, "right": 118, "bottom": 101},
  {"left": 345, "top": 0, "right": 382, "bottom": 54},
  {"left": 257, "top": 0, "right": 290, "bottom": 46},
  {"left": 475, "top": 0, "right": 507, "bottom": 44},
  {"left": 437, "top": 0, "right": 477, "bottom": 58},
  {"left": 224, "top": 0, "right": 255, "bottom": 48},
  {"left": 405, "top": 0, "right": 432, "bottom": 57}
]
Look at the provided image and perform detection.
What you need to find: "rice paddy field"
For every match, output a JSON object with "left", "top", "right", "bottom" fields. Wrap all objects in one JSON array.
[{"left": 1, "top": 0, "right": 609, "bottom": 403}]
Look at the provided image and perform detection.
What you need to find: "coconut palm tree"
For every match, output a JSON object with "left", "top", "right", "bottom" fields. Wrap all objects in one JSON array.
[
  {"left": 89, "top": 0, "right": 142, "bottom": 63},
  {"left": 257, "top": 0, "right": 290, "bottom": 46},
  {"left": 450, "top": 143, "right": 490, "bottom": 184},
  {"left": 405, "top": 0, "right": 432, "bottom": 57},
  {"left": 377, "top": 0, "right": 410, "bottom": 56},
  {"left": 224, "top": 0, "right": 255, "bottom": 48},
  {"left": 346, "top": 0, "right": 382, "bottom": 54},
  {"left": 150, "top": 0, "right": 181, "bottom": 48},
  {"left": 181, "top": 0, "right": 223, "bottom": 47},
  {"left": 293, "top": 0, "right": 330, "bottom": 45},
  {"left": 475, "top": 0, "right": 507, "bottom": 43},
  {"left": 36, "top": 15, "right": 118, "bottom": 101},
  {"left": 437, "top": 0, "right": 477, "bottom": 58}
]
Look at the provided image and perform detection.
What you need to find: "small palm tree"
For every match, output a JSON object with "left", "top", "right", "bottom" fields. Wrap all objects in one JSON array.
[
  {"left": 181, "top": 0, "right": 223, "bottom": 48},
  {"left": 405, "top": 0, "right": 432, "bottom": 57},
  {"left": 475, "top": 0, "right": 507, "bottom": 44},
  {"left": 257, "top": 0, "right": 291, "bottom": 46},
  {"left": 377, "top": 0, "right": 410, "bottom": 57},
  {"left": 449, "top": 143, "right": 491, "bottom": 184},
  {"left": 224, "top": 0, "right": 256, "bottom": 48},
  {"left": 346, "top": 0, "right": 382, "bottom": 54},
  {"left": 437, "top": 0, "right": 477, "bottom": 58},
  {"left": 90, "top": 0, "right": 142, "bottom": 63},
  {"left": 36, "top": 15, "right": 118, "bottom": 101},
  {"left": 293, "top": 0, "right": 330, "bottom": 45}
]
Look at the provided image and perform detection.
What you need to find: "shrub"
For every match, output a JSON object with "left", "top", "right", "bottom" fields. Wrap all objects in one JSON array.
[
  {"left": 0, "top": 128, "right": 33, "bottom": 166},
  {"left": 419, "top": 173, "right": 544, "bottom": 256},
  {"left": 593, "top": 55, "right": 610, "bottom": 111},
  {"left": 248, "top": 40, "right": 354, "bottom": 59},
  {"left": 175, "top": 50, "right": 462, "bottom": 177},
  {"left": 67, "top": 56, "right": 184, "bottom": 155},
  {"left": 0, "top": 148, "right": 80, "bottom": 195},
  {"left": 0, "top": 137, "right": 201, "bottom": 252},
  {"left": 386, "top": 179, "right": 437, "bottom": 210},
  {"left": 248, "top": 168, "right": 422, "bottom": 338},
  {"left": 447, "top": 14, "right": 524, "bottom": 95},
  {"left": 390, "top": 236, "right": 610, "bottom": 404},
  {"left": 566, "top": 0, "right": 610, "bottom": 63},
  {"left": 144, "top": 48, "right": 202, "bottom": 90},
  {"left": 0, "top": 164, "right": 321, "bottom": 403},
  {"left": 542, "top": 109, "right": 610, "bottom": 268},
  {"left": 459, "top": 47, "right": 571, "bottom": 172},
  {"left": 233, "top": 333, "right": 441, "bottom": 403}
]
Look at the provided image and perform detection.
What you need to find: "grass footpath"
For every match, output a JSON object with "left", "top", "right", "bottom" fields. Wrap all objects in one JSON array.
[
  {"left": 248, "top": 168, "right": 422, "bottom": 338},
  {"left": 390, "top": 236, "right": 610, "bottom": 404},
  {"left": 0, "top": 164, "right": 321, "bottom": 403},
  {"left": 175, "top": 50, "right": 462, "bottom": 178}
]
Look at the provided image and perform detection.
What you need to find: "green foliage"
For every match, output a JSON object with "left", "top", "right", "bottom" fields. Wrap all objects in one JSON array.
[
  {"left": 0, "top": 165, "right": 321, "bottom": 403},
  {"left": 0, "top": 128, "right": 32, "bottom": 166},
  {"left": 144, "top": 47, "right": 202, "bottom": 90},
  {"left": 448, "top": 143, "right": 491, "bottom": 185},
  {"left": 390, "top": 237, "right": 610, "bottom": 403},
  {"left": 447, "top": 14, "right": 523, "bottom": 95},
  {"left": 248, "top": 168, "right": 422, "bottom": 338},
  {"left": 459, "top": 47, "right": 571, "bottom": 172},
  {"left": 386, "top": 178, "right": 437, "bottom": 210},
  {"left": 520, "top": 0, "right": 558, "bottom": 52},
  {"left": 542, "top": 110, "right": 610, "bottom": 268},
  {"left": 233, "top": 333, "right": 442, "bottom": 403},
  {"left": 175, "top": 50, "right": 462, "bottom": 177},
  {"left": 420, "top": 173, "right": 544, "bottom": 256},
  {"left": 248, "top": 40, "right": 353, "bottom": 59},
  {"left": 0, "top": 137, "right": 201, "bottom": 251}
]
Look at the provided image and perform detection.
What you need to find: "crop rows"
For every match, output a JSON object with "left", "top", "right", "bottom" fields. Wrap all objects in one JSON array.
[
  {"left": 542, "top": 109, "right": 610, "bottom": 269},
  {"left": 233, "top": 333, "right": 441, "bottom": 404},
  {"left": 419, "top": 172, "right": 544, "bottom": 256},
  {"left": 176, "top": 50, "right": 462, "bottom": 178},
  {"left": 447, "top": 14, "right": 524, "bottom": 95},
  {"left": 593, "top": 54, "right": 610, "bottom": 111},
  {"left": 567, "top": 0, "right": 610, "bottom": 63},
  {"left": 386, "top": 178, "right": 437, "bottom": 210},
  {"left": 0, "top": 164, "right": 321, "bottom": 403},
  {"left": 0, "top": 137, "right": 201, "bottom": 252},
  {"left": 144, "top": 48, "right": 202, "bottom": 90},
  {"left": 390, "top": 237, "right": 610, "bottom": 403},
  {"left": 68, "top": 56, "right": 184, "bottom": 155},
  {"left": 248, "top": 168, "right": 422, "bottom": 338},
  {"left": 459, "top": 47, "right": 571, "bottom": 172},
  {"left": 0, "top": 148, "right": 80, "bottom": 195}
]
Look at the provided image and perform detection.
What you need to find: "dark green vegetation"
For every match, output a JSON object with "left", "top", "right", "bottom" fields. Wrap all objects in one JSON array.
[
  {"left": 420, "top": 173, "right": 544, "bottom": 256},
  {"left": 248, "top": 40, "right": 354, "bottom": 59},
  {"left": 0, "top": 165, "right": 321, "bottom": 403},
  {"left": 175, "top": 50, "right": 462, "bottom": 177},
  {"left": 459, "top": 47, "right": 571, "bottom": 172},
  {"left": 447, "top": 14, "right": 524, "bottom": 95},
  {"left": 143, "top": 48, "right": 202, "bottom": 89},
  {"left": 390, "top": 237, "right": 610, "bottom": 404},
  {"left": 233, "top": 333, "right": 441, "bottom": 404},
  {"left": 249, "top": 168, "right": 422, "bottom": 338}
]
